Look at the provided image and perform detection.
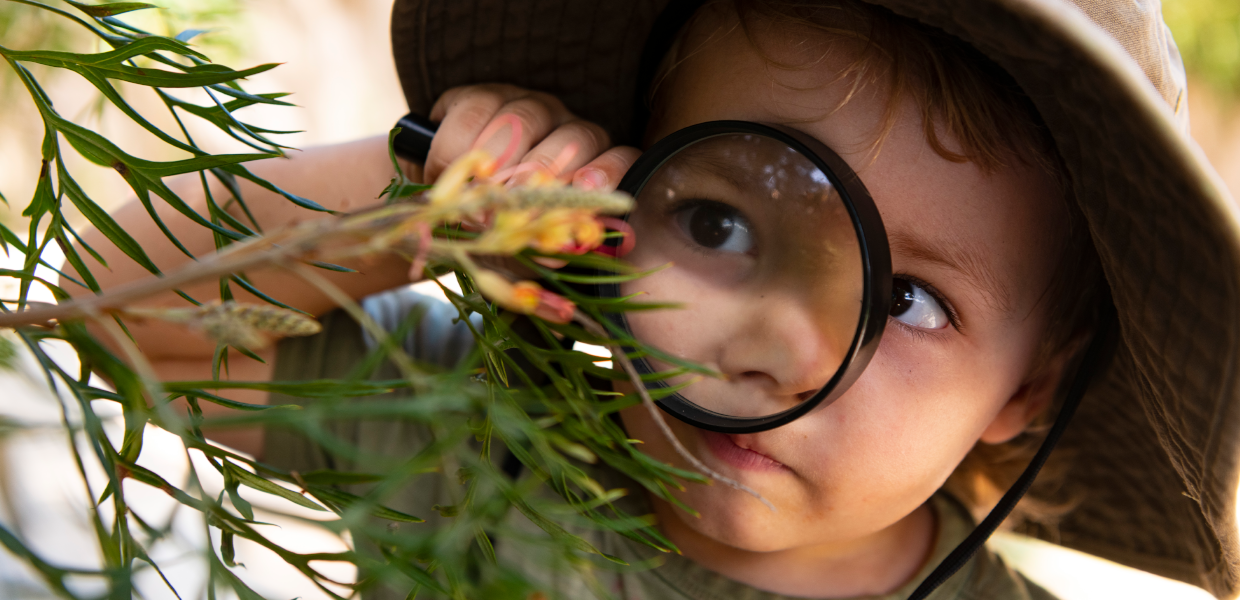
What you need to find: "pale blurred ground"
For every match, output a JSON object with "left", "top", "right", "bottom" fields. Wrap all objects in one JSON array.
[{"left": 0, "top": 1, "right": 1238, "bottom": 599}]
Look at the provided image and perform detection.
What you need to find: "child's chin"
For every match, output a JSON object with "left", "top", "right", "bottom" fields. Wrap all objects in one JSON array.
[
  {"left": 689, "top": 512, "right": 796, "bottom": 553},
  {"left": 666, "top": 486, "right": 803, "bottom": 553}
]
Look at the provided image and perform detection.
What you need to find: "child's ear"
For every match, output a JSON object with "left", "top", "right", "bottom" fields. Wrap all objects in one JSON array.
[{"left": 979, "top": 345, "right": 1076, "bottom": 445}]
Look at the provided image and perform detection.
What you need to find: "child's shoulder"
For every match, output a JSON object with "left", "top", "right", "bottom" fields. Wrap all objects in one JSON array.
[
  {"left": 930, "top": 494, "right": 1061, "bottom": 600},
  {"left": 961, "top": 554, "right": 1059, "bottom": 600}
]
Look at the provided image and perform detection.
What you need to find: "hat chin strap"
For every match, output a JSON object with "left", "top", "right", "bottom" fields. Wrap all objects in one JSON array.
[{"left": 907, "top": 304, "right": 1118, "bottom": 600}]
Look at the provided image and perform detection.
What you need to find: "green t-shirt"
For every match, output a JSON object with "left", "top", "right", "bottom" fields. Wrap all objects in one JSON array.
[{"left": 264, "top": 289, "right": 1059, "bottom": 600}]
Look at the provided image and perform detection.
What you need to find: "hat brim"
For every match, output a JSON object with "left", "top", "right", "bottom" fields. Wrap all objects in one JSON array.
[
  {"left": 892, "top": 1, "right": 1240, "bottom": 596},
  {"left": 391, "top": 0, "right": 1240, "bottom": 596}
]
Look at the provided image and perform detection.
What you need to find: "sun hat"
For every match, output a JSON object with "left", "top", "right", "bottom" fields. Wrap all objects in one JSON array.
[{"left": 388, "top": 0, "right": 1240, "bottom": 597}]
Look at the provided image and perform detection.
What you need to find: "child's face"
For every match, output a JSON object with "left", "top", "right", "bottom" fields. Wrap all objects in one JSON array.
[{"left": 615, "top": 12, "right": 1070, "bottom": 563}]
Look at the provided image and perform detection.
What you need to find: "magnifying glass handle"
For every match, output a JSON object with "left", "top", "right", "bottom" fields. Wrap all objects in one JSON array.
[{"left": 393, "top": 112, "right": 440, "bottom": 164}]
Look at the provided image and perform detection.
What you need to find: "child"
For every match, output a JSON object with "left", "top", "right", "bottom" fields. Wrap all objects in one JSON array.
[{"left": 72, "top": 0, "right": 1240, "bottom": 598}]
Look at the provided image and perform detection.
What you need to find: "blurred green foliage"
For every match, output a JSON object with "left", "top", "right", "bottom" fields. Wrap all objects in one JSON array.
[
  {"left": 0, "top": 0, "right": 242, "bottom": 54},
  {"left": 0, "top": 0, "right": 243, "bottom": 101},
  {"left": 0, "top": 0, "right": 248, "bottom": 232},
  {"left": 0, "top": 4, "right": 702, "bottom": 598},
  {"left": 1164, "top": 0, "right": 1240, "bottom": 96}
]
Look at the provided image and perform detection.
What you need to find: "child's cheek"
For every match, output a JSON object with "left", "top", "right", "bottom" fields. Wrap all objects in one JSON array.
[{"left": 844, "top": 328, "right": 1006, "bottom": 468}]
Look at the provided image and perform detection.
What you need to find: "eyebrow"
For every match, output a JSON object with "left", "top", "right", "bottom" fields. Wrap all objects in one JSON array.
[
  {"left": 888, "top": 230, "right": 1014, "bottom": 315},
  {"left": 680, "top": 152, "right": 841, "bottom": 205},
  {"left": 681, "top": 153, "right": 759, "bottom": 193}
]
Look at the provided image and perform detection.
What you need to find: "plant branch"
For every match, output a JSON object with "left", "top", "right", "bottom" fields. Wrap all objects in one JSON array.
[{"left": 0, "top": 204, "right": 426, "bottom": 328}]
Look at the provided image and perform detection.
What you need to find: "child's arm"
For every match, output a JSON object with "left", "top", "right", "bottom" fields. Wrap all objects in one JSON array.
[{"left": 60, "top": 84, "right": 638, "bottom": 456}]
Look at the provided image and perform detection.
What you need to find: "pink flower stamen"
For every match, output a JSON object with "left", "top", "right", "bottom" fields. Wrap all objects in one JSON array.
[
  {"left": 593, "top": 217, "right": 636, "bottom": 258},
  {"left": 531, "top": 289, "right": 576, "bottom": 324}
]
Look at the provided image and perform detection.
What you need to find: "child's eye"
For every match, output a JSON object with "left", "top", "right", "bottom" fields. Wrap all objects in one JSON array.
[
  {"left": 890, "top": 277, "right": 949, "bottom": 330},
  {"left": 674, "top": 201, "right": 756, "bottom": 254}
]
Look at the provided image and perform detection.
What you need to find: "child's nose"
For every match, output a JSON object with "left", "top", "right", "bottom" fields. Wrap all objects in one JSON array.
[{"left": 717, "top": 292, "right": 853, "bottom": 401}]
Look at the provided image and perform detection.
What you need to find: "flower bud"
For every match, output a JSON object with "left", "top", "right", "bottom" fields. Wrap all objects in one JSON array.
[{"left": 471, "top": 271, "right": 575, "bottom": 324}]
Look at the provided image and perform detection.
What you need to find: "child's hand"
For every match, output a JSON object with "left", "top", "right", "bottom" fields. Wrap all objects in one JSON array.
[{"left": 424, "top": 84, "right": 640, "bottom": 192}]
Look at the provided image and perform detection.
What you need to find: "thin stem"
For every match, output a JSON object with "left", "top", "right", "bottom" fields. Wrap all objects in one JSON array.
[
  {"left": 92, "top": 312, "right": 186, "bottom": 434},
  {"left": 288, "top": 263, "right": 429, "bottom": 391},
  {"left": 0, "top": 222, "right": 321, "bottom": 327}
]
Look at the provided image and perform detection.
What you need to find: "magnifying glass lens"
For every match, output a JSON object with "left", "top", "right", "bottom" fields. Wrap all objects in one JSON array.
[{"left": 617, "top": 130, "right": 869, "bottom": 426}]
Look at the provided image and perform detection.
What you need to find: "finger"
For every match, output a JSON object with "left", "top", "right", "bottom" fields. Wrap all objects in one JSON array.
[
  {"left": 507, "top": 119, "right": 612, "bottom": 186},
  {"left": 571, "top": 146, "right": 642, "bottom": 192},
  {"left": 471, "top": 93, "right": 574, "bottom": 176},
  {"left": 426, "top": 88, "right": 574, "bottom": 184},
  {"left": 425, "top": 85, "right": 513, "bottom": 182},
  {"left": 428, "top": 83, "right": 535, "bottom": 121}
]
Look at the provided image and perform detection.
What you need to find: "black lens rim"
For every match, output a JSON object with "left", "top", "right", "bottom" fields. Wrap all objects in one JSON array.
[{"left": 603, "top": 120, "right": 891, "bottom": 433}]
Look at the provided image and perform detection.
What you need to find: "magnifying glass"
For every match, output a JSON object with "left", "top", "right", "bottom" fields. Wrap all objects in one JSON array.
[
  {"left": 604, "top": 121, "right": 889, "bottom": 433},
  {"left": 393, "top": 117, "right": 891, "bottom": 434}
]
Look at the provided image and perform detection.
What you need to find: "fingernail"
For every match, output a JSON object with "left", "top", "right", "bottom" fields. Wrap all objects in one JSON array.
[{"left": 576, "top": 169, "right": 607, "bottom": 191}]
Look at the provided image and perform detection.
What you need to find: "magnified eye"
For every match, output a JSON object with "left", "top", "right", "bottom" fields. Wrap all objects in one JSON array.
[
  {"left": 675, "top": 201, "right": 756, "bottom": 254},
  {"left": 890, "top": 278, "right": 948, "bottom": 330}
]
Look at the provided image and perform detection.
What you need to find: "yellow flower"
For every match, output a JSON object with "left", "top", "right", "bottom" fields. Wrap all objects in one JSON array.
[
  {"left": 472, "top": 270, "right": 539, "bottom": 314},
  {"left": 470, "top": 207, "right": 608, "bottom": 256},
  {"left": 475, "top": 209, "right": 539, "bottom": 254},
  {"left": 426, "top": 149, "right": 496, "bottom": 212},
  {"left": 510, "top": 281, "right": 546, "bottom": 313},
  {"left": 471, "top": 270, "right": 575, "bottom": 324},
  {"left": 413, "top": 145, "right": 631, "bottom": 258},
  {"left": 531, "top": 208, "right": 606, "bottom": 254}
]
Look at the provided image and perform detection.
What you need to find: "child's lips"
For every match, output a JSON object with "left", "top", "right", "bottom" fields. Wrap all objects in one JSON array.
[{"left": 703, "top": 431, "right": 790, "bottom": 473}]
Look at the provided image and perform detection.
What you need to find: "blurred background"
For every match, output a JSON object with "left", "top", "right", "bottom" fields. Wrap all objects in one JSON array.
[{"left": 0, "top": 0, "right": 1238, "bottom": 598}]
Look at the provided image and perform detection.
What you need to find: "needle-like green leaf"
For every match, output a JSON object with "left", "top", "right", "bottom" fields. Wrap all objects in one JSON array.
[
  {"left": 57, "top": 159, "right": 160, "bottom": 275},
  {"left": 305, "top": 486, "right": 425, "bottom": 523},
  {"left": 64, "top": 0, "right": 158, "bottom": 18},
  {"left": 3, "top": 47, "right": 277, "bottom": 88},
  {"left": 223, "top": 462, "right": 325, "bottom": 512},
  {"left": 4, "top": 36, "right": 205, "bottom": 66},
  {"left": 5, "top": 0, "right": 130, "bottom": 43},
  {"left": 163, "top": 379, "right": 410, "bottom": 398}
]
